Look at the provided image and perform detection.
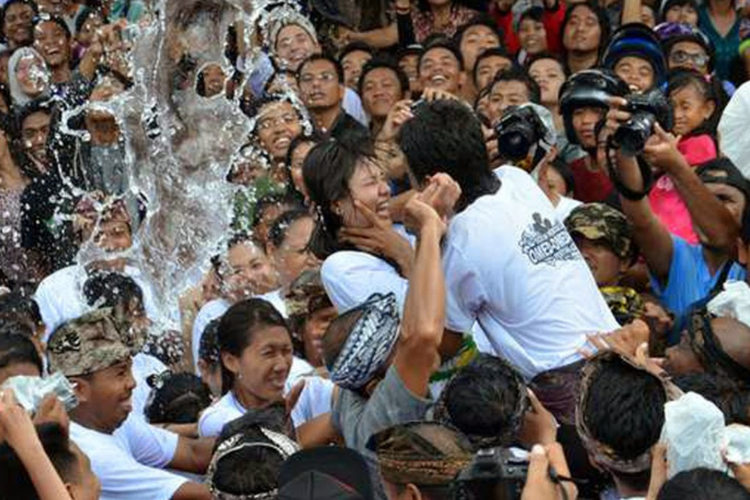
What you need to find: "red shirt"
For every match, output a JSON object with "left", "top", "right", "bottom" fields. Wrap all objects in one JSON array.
[
  {"left": 489, "top": 1, "right": 567, "bottom": 56},
  {"left": 568, "top": 156, "right": 614, "bottom": 203}
]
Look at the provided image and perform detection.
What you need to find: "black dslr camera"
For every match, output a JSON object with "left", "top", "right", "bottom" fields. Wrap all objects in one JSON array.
[
  {"left": 453, "top": 448, "right": 528, "bottom": 500},
  {"left": 494, "top": 106, "right": 548, "bottom": 163},
  {"left": 614, "top": 89, "right": 673, "bottom": 156}
]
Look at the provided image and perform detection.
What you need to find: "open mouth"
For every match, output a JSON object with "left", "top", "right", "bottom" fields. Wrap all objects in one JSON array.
[
  {"left": 273, "top": 136, "right": 290, "bottom": 149},
  {"left": 430, "top": 74, "right": 448, "bottom": 86}
]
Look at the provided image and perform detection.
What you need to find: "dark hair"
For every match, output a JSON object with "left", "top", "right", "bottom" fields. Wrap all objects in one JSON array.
[
  {"left": 217, "top": 299, "right": 290, "bottom": 395},
  {"left": 549, "top": 157, "right": 576, "bottom": 196},
  {"left": 74, "top": 7, "right": 103, "bottom": 34},
  {"left": 417, "top": 0, "right": 458, "bottom": 13},
  {"left": 490, "top": 66, "right": 542, "bottom": 104},
  {"left": 145, "top": 372, "right": 213, "bottom": 424},
  {"left": 418, "top": 38, "right": 465, "bottom": 72},
  {"left": 338, "top": 41, "right": 374, "bottom": 64},
  {"left": 397, "top": 44, "right": 424, "bottom": 62},
  {"left": 526, "top": 51, "right": 568, "bottom": 76},
  {"left": 217, "top": 402, "right": 289, "bottom": 445},
  {"left": 0, "top": 0, "right": 37, "bottom": 44},
  {"left": 302, "top": 135, "right": 376, "bottom": 260},
  {"left": 742, "top": 203, "right": 750, "bottom": 246},
  {"left": 267, "top": 209, "right": 313, "bottom": 249},
  {"left": 473, "top": 46, "right": 514, "bottom": 88},
  {"left": 199, "top": 319, "right": 221, "bottom": 366},
  {"left": 357, "top": 56, "right": 410, "bottom": 99},
  {"left": 0, "top": 423, "right": 82, "bottom": 499},
  {"left": 83, "top": 272, "right": 144, "bottom": 311},
  {"left": 454, "top": 14, "right": 500, "bottom": 48},
  {"left": 519, "top": 7, "right": 545, "bottom": 29},
  {"left": 212, "top": 446, "right": 284, "bottom": 497},
  {"left": 560, "top": 2, "right": 610, "bottom": 70},
  {"left": 657, "top": 469, "right": 750, "bottom": 500},
  {"left": 0, "top": 329, "right": 42, "bottom": 378},
  {"left": 285, "top": 132, "right": 321, "bottom": 169},
  {"left": 15, "top": 98, "right": 52, "bottom": 135},
  {"left": 297, "top": 53, "right": 344, "bottom": 83},
  {"left": 0, "top": 291, "right": 42, "bottom": 330},
  {"left": 674, "top": 373, "right": 750, "bottom": 425},
  {"left": 244, "top": 92, "right": 302, "bottom": 133},
  {"left": 250, "top": 191, "right": 305, "bottom": 234},
  {"left": 32, "top": 14, "right": 71, "bottom": 40},
  {"left": 582, "top": 356, "right": 666, "bottom": 482},
  {"left": 667, "top": 68, "right": 727, "bottom": 138},
  {"left": 398, "top": 99, "right": 500, "bottom": 212}
]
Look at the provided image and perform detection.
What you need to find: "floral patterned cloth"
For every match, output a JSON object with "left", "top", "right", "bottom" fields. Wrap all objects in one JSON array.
[{"left": 411, "top": 4, "right": 478, "bottom": 43}]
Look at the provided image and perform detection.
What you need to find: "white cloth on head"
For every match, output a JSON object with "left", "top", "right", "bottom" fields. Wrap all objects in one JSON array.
[
  {"left": 191, "top": 298, "right": 230, "bottom": 372},
  {"left": 443, "top": 166, "right": 619, "bottom": 380},
  {"left": 8, "top": 47, "right": 49, "bottom": 107},
  {"left": 719, "top": 81, "right": 750, "bottom": 178},
  {"left": 132, "top": 352, "right": 168, "bottom": 418},
  {"left": 707, "top": 280, "right": 750, "bottom": 328}
]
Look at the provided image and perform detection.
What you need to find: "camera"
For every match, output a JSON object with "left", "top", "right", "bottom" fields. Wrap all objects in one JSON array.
[
  {"left": 453, "top": 448, "right": 528, "bottom": 500},
  {"left": 614, "top": 89, "right": 673, "bottom": 155},
  {"left": 494, "top": 105, "right": 549, "bottom": 163}
]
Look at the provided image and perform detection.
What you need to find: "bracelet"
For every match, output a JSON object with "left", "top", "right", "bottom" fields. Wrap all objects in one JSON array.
[{"left": 395, "top": 6, "right": 410, "bottom": 14}]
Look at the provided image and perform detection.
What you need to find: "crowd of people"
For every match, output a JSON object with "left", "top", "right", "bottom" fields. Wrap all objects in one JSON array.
[{"left": 2, "top": 0, "right": 750, "bottom": 498}]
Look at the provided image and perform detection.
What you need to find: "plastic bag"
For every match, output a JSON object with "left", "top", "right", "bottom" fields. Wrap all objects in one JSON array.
[{"left": 1, "top": 372, "right": 78, "bottom": 413}]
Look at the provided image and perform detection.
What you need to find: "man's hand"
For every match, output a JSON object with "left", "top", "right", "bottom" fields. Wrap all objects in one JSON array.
[
  {"left": 33, "top": 394, "right": 69, "bottom": 434},
  {"left": 483, "top": 124, "right": 502, "bottom": 169},
  {"left": 403, "top": 196, "right": 446, "bottom": 237},
  {"left": 519, "top": 389, "right": 557, "bottom": 448},
  {"left": 645, "top": 443, "right": 668, "bottom": 500},
  {"left": 417, "top": 173, "right": 461, "bottom": 223},
  {"left": 377, "top": 100, "right": 414, "bottom": 142},
  {"left": 643, "top": 124, "right": 684, "bottom": 173},
  {"left": 522, "top": 443, "right": 578, "bottom": 500},
  {"left": 0, "top": 389, "right": 39, "bottom": 454},
  {"left": 421, "top": 87, "right": 459, "bottom": 102}
]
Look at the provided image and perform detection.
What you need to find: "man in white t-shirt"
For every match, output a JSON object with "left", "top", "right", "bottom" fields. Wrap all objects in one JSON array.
[
  {"left": 48, "top": 309, "right": 213, "bottom": 500},
  {"left": 398, "top": 99, "right": 619, "bottom": 422}
]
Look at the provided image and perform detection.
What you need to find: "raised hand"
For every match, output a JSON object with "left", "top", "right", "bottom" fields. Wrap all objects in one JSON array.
[{"left": 417, "top": 173, "right": 461, "bottom": 223}]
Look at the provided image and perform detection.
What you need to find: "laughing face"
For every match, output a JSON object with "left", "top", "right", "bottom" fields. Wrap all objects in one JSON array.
[
  {"left": 255, "top": 100, "right": 303, "bottom": 162},
  {"left": 33, "top": 19, "right": 70, "bottom": 70},
  {"left": 74, "top": 359, "right": 136, "bottom": 434},
  {"left": 3, "top": 2, "right": 34, "bottom": 48},
  {"left": 418, "top": 47, "right": 463, "bottom": 95},
  {"left": 336, "top": 158, "right": 392, "bottom": 228}
]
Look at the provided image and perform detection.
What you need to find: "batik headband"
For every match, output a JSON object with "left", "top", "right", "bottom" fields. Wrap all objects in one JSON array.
[{"left": 688, "top": 309, "right": 750, "bottom": 381}]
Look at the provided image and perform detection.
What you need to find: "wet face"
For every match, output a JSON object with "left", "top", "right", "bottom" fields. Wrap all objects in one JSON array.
[
  {"left": 22, "top": 110, "right": 51, "bottom": 166},
  {"left": 459, "top": 24, "right": 500, "bottom": 72},
  {"left": 223, "top": 240, "right": 278, "bottom": 300},
  {"left": 3, "top": 2, "right": 34, "bottom": 48},
  {"left": 15, "top": 53, "right": 49, "bottom": 97},
  {"left": 475, "top": 54, "right": 513, "bottom": 92},
  {"left": 664, "top": 330, "right": 704, "bottom": 376},
  {"left": 518, "top": 18, "right": 547, "bottom": 56},
  {"left": 256, "top": 101, "right": 303, "bottom": 162},
  {"left": 225, "top": 326, "right": 293, "bottom": 406},
  {"left": 668, "top": 41, "right": 709, "bottom": 74},
  {"left": 573, "top": 236, "right": 626, "bottom": 286},
  {"left": 199, "top": 64, "right": 226, "bottom": 97},
  {"left": 336, "top": 159, "right": 392, "bottom": 228},
  {"left": 486, "top": 79, "right": 531, "bottom": 126},
  {"left": 76, "top": 12, "right": 103, "bottom": 48},
  {"left": 274, "top": 24, "right": 319, "bottom": 72},
  {"left": 34, "top": 20, "right": 70, "bottom": 69},
  {"left": 75, "top": 359, "right": 136, "bottom": 433},
  {"left": 302, "top": 305, "right": 337, "bottom": 367},
  {"left": 399, "top": 53, "right": 421, "bottom": 96},
  {"left": 67, "top": 443, "right": 101, "bottom": 500},
  {"left": 529, "top": 58, "right": 566, "bottom": 106},
  {"left": 268, "top": 217, "right": 318, "bottom": 289},
  {"left": 563, "top": 5, "right": 602, "bottom": 54},
  {"left": 418, "top": 47, "right": 462, "bottom": 94},
  {"left": 665, "top": 4, "right": 699, "bottom": 26},
  {"left": 614, "top": 56, "right": 655, "bottom": 93},
  {"left": 289, "top": 140, "right": 314, "bottom": 197},
  {"left": 0, "top": 360, "right": 40, "bottom": 385},
  {"left": 299, "top": 59, "right": 344, "bottom": 113},
  {"left": 341, "top": 49, "right": 372, "bottom": 90},
  {"left": 572, "top": 106, "right": 604, "bottom": 149},
  {"left": 94, "top": 220, "right": 132, "bottom": 252},
  {"left": 362, "top": 67, "right": 404, "bottom": 120},
  {"left": 670, "top": 83, "right": 714, "bottom": 137}
]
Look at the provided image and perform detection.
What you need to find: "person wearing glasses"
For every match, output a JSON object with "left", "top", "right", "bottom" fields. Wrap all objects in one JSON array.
[{"left": 296, "top": 53, "right": 370, "bottom": 140}]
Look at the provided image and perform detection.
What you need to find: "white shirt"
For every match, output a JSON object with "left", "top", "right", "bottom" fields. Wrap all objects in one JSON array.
[
  {"left": 257, "top": 289, "right": 288, "bottom": 317},
  {"left": 555, "top": 196, "right": 583, "bottom": 223},
  {"left": 443, "top": 166, "right": 619, "bottom": 379},
  {"left": 72, "top": 420, "right": 186, "bottom": 500},
  {"left": 36, "top": 264, "right": 159, "bottom": 341},
  {"left": 132, "top": 353, "right": 168, "bottom": 417},
  {"left": 719, "top": 81, "right": 750, "bottom": 177}
]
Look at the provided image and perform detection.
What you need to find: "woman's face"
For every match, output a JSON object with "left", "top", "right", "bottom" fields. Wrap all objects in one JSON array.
[
  {"left": 528, "top": 58, "right": 566, "bottom": 106},
  {"left": 518, "top": 18, "right": 547, "bottom": 55},
  {"left": 290, "top": 141, "right": 314, "bottom": 197},
  {"left": 16, "top": 53, "right": 48, "bottom": 97},
  {"left": 256, "top": 101, "right": 303, "bottom": 162},
  {"left": 269, "top": 217, "right": 318, "bottom": 289},
  {"left": 545, "top": 166, "right": 570, "bottom": 197},
  {"left": 665, "top": 4, "right": 699, "bottom": 26},
  {"left": 614, "top": 56, "right": 655, "bottom": 93},
  {"left": 3, "top": 3, "right": 34, "bottom": 48},
  {"left": 337, "top": 159, "right": 392, "bottom": 229},
  {"left": 77, "top": 13, "right": 104, "bottom": 47},
  {"left": 563, "top": 5, "right": 602, "bottom": 54},
  {"left": 228, "top": 325, "right": 293, "bottom": 406},
  {"left": 223, "top": 241, "right": 279, "bottom": 300},
  {"left": 670, "top": 83, "right": 714, "bottom": 137}
]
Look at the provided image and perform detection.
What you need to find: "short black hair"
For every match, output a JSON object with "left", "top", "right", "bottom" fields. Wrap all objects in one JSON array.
[
  {"left": 418, "top": 38, "right": 465, "bottom": 72},
  {"left": 657, "top": 469, "right": 750, "bottom": 500},
  {"left": 397, "top": 44, "right": 424, "bottom": 62},
  {"left": 0, "top": 0, "right": 37, "bottom": 43},
  {"left": 0, "top": 291, "right": 42, "bottom": 330},
  {"left": 473, "top": 46, "right": 514, "bottom": 87},
  {"left": 490, "top": 66, "right": 542, "bottom": 104},
  {"left": 33, "top": 14, "right": 71, "bottom": 40},
  {"left": 297, "top": 53, "right": 344, "bottom": 84},
  {"left": 525, "top": 51, "right": 567, "bottom": 75},
  {"left": 357, "top": 56, "right": 410, "bottom": 99},
  {"left": 267, "top": 209, "right": 313, "bottom": 249},
  {"left": 338, "top": 41, "right": 374, "bottom": 63},
  {"left": 145, "top": 372, "right": 213, "bottom": 424},
  {"left": 211, "top": 442, "right": 285, "bottom": 497},
  {"left": 83, "top": 272, "right": 144, "bottom": 311},
  {"left": 0, "top": 328, "right": 43, "bottom": 376},
  {"left": 15, "top": 98, "right": 52, "bottom": 133},
  {"left": 454, "top": 14, "right": 501, "bottom": 48},
  {"left": 199, "top": 319, "right": 221, "bottom": 365}
]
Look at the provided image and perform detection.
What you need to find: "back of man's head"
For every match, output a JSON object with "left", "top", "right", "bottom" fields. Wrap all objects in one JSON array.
[
  {"left": 657, "top": 468, "right": 750, "bottom": 500},
  {"left": 398, "top": 99, "right": 499, "bottom": 212}
]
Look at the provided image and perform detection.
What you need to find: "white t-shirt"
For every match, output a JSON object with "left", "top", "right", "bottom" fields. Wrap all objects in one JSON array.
[
  {"left": 443, "top": 166, "right": 619, "bottom": 380},
  {"left": 36, "top": 265, "right": 159, "bottom": 341},
  {"left": 72, "top": 420, "right": 186, "bottom": 500},
  {"left": 113, "top": 413, "right": 179, "bottom": 468},
  {"left": 132, "top": 353, "right": 168, "bottom": 418},
  {"left": 555, "top": 196, "right": 583, "bottom": 223},
  {"left": 257, "top": 289, "right": 288, "bottom": 317}
]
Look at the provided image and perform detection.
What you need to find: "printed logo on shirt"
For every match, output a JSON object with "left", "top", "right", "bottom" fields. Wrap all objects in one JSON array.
[{"left": 519, "top": 213, "right": 580, "bottom": 266}]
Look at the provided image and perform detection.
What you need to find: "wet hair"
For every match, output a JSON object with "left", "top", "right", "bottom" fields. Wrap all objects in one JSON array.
[
  {"left": 297, "top": 53, "right": 344, "bottom": 83},
  {"left": 83, "top": 272, "right": 144, "bottom": 311},
  {"left": 473, "top": 46, "right": 515, "bottom": 88},
  {"left": 285, "top": 132, "right": 321, "bottom": 171},
  {"left": 674, "top": 372, "right": 750, "bottom": 425},
  {"left": 0, "top": 423, "right": 82, "bottom": 500},
  {"left": 250, "top": 191, "right": 304, "bottom": 233},
  {"left": 582, "top": 356, "right": 666, "bottom": 488},
  {"left": 399, "top": 99, "right": 500, "bottom": 213},
  {"left": 0, "top": 291, "right": 42, "bottom": 331},
  {"left": 243, "top": 92, "right": 302, "bottom": 132},
  {"left": 357, "top": 56, "right": 410, "bottom": 99},
  {"left": 657, "top": 468, "right": 750, "bottom": 500},
  {"left": 145, "top": 372, "right": 213, "bottom": 424},
  {"left": 490, "top": 66, "right": 542, "bottom": 104},
  {"left": 211, "top": 442, "right": 285, "bottom": 497},
  {"left": 74, "top": 7, "right": 103, "bottom": 35},
  {"left": 667, "top": 68, "right": 727, "bottom": 138},
  {"left": 267, "top": 209, "right": 313, "bottom": 250},
  {"left": 217, "top": 402, "right": 289, "bottom": 445},
  {"left": 199, "top": 319, "right": 221, "bottom": 366},
  {"left": 454, "top": 14, "right": 501, "bottom": 48},
  {"left": 418, "top": 38, "right": 465, "bottom": 72},
  {"left": 0, "top": 329, "right": 43, "bottom": 377},
  {"left": 0, "top": 0, "right": 37, "bottom": 44},
  {"left": 217, "top": 299, "right": 290, "bottom": 395},
  {"left": 302, "top": 135, "right": 376, "bottom": 260},
  {"left": 32, "top": 14, "right": 71, "bottom": 41},
  {"left": 560, "top": 2, "right": 610, "bottom": 70}
]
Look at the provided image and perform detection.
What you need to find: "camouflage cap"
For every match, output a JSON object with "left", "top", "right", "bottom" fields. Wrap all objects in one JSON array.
[
  {"left": 284, "top": 269, "right": 329, "bottom": 318},
  {"left": 565, "top": 203, "right": 634, "bottom": 260},
  {"left": 47, "top": 308, "right": 132, "bottom": 377}
]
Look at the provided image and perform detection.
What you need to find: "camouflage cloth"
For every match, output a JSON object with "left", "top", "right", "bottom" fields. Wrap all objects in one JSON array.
[
  {"left": 284, "top": 269, "right": 329, "bottom": 319},
  {"left": 564, "top": 203, "right": 634, "bottom": 261},
  {"left": 47, "top": 308, "right": 132, "bottom": 377},
  {"left": 600, "top": 286, "right": 646, "bottom": 325}
]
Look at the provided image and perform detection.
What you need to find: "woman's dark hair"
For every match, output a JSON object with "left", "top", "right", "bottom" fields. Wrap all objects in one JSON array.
[
  {"left": 217, "top": 299, "right": 290, "bottom": 395},
  {"left": 199, "top": 319, "right": 221, "bottom": 366},
  {"left": 560, "top": 2, "right": 610, "bottom": 72},
  {"left": 667, "top": 68, "right": 728, "bottom": 138},
  {"left": 302, "top": 135, "right": 376, "bottom": 260},
  {"left": 74, "top": 7, "right": 103, "bottom": 34},
  {"left": 267, "top": 209, "right": 313, "bottom": 249},
  {"left": 0, "top": 0, "right": 37, "bottom": 44},
  {"left": 211, "top": 442, "right": 285, "bottom": 497},
  {"left": 83, "top": 272, "right": 144, "bottom": 311},
  {"left": 32, "top": 15, "right": 72, "bottom": 41},
  {"left": 145, "top": 372, "right": 213, "bottom": 424},
  {"left": 0, "top": 329, "right": 43, "bottom": 376},
  {"left": 549, "top": 157, "right": 576, "bottom": 196},
  {"left": 657, "top": 468, "right": 750, "bottom": 500},
  {"left": 285, "top": 132, "right": 321, "bottom": 170}
]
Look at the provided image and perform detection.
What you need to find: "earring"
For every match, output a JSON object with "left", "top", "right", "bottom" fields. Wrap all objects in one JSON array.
[{"left": 237, "top": 373, "right": 243, "bottom": 380}]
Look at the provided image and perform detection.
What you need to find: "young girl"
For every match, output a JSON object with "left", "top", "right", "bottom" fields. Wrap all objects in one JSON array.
[{"left": 650, "top": 68, "right": 724, "bottom": 243}]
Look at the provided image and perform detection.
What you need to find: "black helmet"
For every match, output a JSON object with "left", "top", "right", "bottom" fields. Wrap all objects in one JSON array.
[{"left": 559, "top": 69, "right": 629, "bottom": 145}]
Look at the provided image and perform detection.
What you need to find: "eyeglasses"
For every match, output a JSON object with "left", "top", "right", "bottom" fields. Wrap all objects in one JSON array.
[
  {"left": 670, "top": 50, "right": 709, "bottom": 67},
  {"left": 256, "top": 113, "right": 298, "bottom": 130},
  {"left": 298, "top": 72, "right": 338, "bottom": 85}
]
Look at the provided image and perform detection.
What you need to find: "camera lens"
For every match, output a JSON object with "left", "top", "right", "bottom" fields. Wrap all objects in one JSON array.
[
  {"left": 614, "top": 112, "right": 655, "bottom": 155},
  {"left": 498, "top": 130, "right": 533, "bottom": 162}
]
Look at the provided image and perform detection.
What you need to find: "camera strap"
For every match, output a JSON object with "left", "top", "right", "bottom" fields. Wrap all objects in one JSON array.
[{"left": 605, "top": 136, "right": 654, "bottom": 201}]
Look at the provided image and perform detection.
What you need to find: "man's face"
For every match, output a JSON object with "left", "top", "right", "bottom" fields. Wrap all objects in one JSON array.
[
  {"left": 68, "top": 442, "right": 101, "bottom": 500},
  {"left": 75, "top": 359, "right": 136, "bottom": 433},
  {"left": 22, "top": 111, "right": 51, "bottom": 165},
  {"left": 614, "top": 56, "right": 655, "bottom": 93},
  {"left": 268, "top": 217, "right": 318, "bottom": 289},
  {"left": 255, "top": 101, "right": 302, "bottom": 161},
  {"left": 302, "top": 305, "right": 337, "bottom": 367},
  {"left": 3, "top": 2, "right": 34, "bottom": 48},
  {"left": 459, "top": 24, "right": 500, "bottom": 72},
  {"left": 37, "top": 0, "right": 70, "bottom": 16},
  {"left": 563, "top": 5, "right": 601, "bottom": 53},
  {"left": 574, "top": 236, "right": 625, "bottom": 287},
  {"left": 33, "top": 20, "right": 70, "bottom": 69},
  {"left": 298, "top": 59, "right": 344, "bottom": 113},
  {"left": 664, "top": 330, "right": 704, "bottom": 376},
  {"left": 486, "top": 79, "right": 530, "bottom": 126},
  {"left": 571, "top": 106, "right": 604, "bottom": 149},
  {"left": 475, "top": 54, "right": 513, "bottom": 92},
  {"left": 274, "top": 24, "right": 319, "bottom": 72},
  {"left": 94, "top": 220, "right": 132, "bottom": 252},
  {"left": 362, "top": 67, "right": 404, "bottom": 120},
  {"left": 668, "top": 41, "right": 709, "bottom": 75},
  {"left": 399, "top": 54, "right": 421, "bottom": 96},
  {"left": 341, "top": 49, "right": 372, "bottom": 90},
  {"left": 418, "top": 47, "right": 462, "bottom": 94}
]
